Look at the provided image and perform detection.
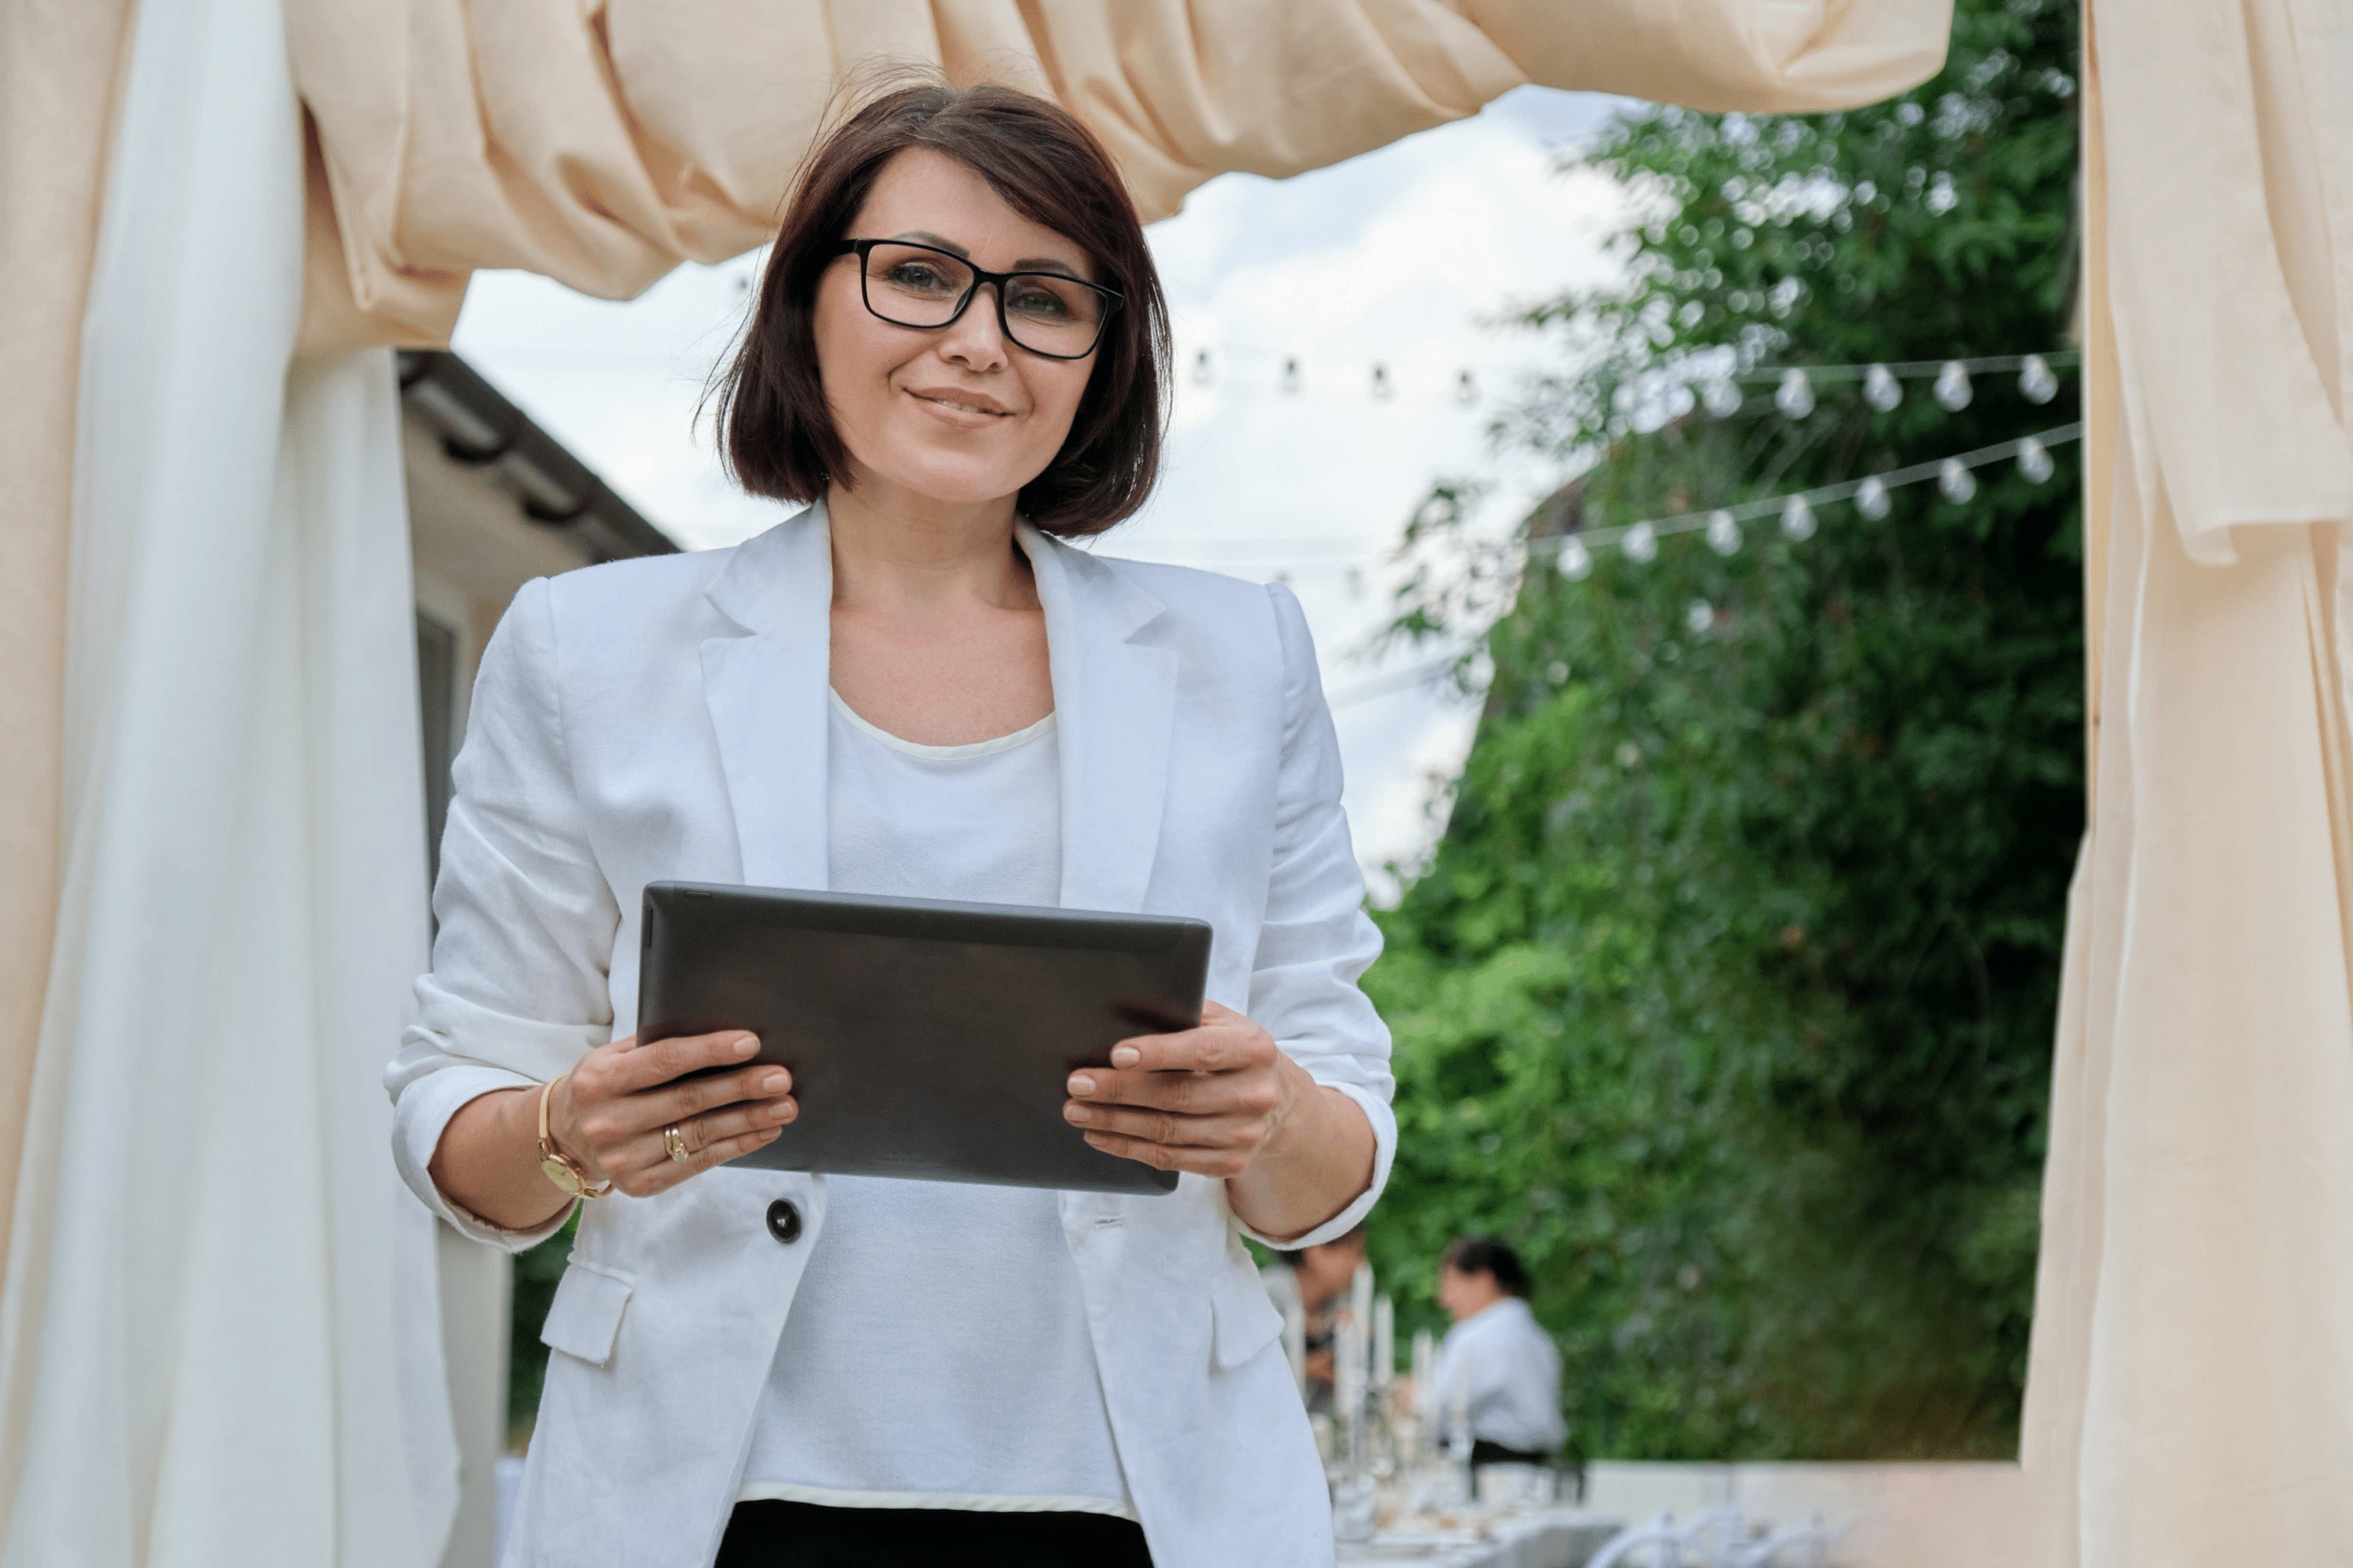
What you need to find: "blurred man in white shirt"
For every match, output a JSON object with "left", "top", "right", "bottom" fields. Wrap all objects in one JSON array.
[{"left": 1425, "top": 1236, "right": 1565, "bottom": 1467}]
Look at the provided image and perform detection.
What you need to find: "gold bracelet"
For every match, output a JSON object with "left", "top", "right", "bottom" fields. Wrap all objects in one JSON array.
[{"left": 537, "top": 1072, "right": 610, "bottom": 1199}]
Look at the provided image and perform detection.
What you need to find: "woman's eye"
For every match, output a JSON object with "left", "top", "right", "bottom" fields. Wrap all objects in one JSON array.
[
  {"left": 1009, "top": 286, "right": 1073, "bottom": 318},
  {"left": 884, "top": 264, "right": 956, "bottom": 293}
]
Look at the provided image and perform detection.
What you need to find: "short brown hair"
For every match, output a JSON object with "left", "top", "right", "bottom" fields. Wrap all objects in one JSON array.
[
  {"left": 714, "top": 80, "right": 1170, "bottom": 537},
  {"left": 1441, "top": 1236, "right": 1532, "bottom": 1296}
]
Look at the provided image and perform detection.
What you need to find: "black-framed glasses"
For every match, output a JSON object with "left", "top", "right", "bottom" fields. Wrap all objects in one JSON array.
[{"left": 833, "top": 238, "right": 1122, "bottom": 360}]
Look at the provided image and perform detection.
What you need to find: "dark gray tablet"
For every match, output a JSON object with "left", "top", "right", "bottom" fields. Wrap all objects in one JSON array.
[{"left": 636, "top": 881, "right": 1211, "bottom": 1196}]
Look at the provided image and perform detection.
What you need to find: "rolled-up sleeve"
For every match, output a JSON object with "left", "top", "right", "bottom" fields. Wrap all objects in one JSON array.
[
  {"left": 1233, "top": 582, "right": 1395, "bottom": 1249},
  {"left": 387, "top": 575, "right": 620, "bottom": 1251}
]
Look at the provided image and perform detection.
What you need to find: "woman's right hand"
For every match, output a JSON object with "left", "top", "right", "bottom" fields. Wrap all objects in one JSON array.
[{"left": 550, "top": 1029, "right": 798, "bottom": 1197}]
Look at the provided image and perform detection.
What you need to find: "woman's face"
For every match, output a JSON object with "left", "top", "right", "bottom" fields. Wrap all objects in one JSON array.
[{"left": 813, "top": 148, "right": 1100, "bottom": 514}]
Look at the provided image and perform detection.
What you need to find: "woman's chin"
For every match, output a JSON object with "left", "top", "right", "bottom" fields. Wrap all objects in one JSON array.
[{"left": 855, "top": 453, "right": 1045, "bottom": 514}]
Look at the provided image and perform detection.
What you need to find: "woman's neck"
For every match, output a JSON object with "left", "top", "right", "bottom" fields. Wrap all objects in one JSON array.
[{"left": 824, "top": 477, "right": 1035, "bottom": 615}]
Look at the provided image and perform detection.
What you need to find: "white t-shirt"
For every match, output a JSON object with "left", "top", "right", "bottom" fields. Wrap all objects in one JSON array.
[
  {"left": 736, "top": 690, "right": 1134, "bottom": 1519},
  {"left": 1424, "top": 1296, "right": 1567, "bottom": 1455}
]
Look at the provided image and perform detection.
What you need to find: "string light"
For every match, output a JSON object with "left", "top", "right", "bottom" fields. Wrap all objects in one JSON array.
[
  {"left": 2018, "top": 436, "right": 2054, "bottom": 483},
  {"left": 2019, "top": 355, "right": 2058, "bottom": 404},
  {"left": 1159, "top": 345, "right": 2074, "bottom": 410},
  {"left": 1531, "top": 422, "right": 2080, "bottom": 576},
  {"left": 1932, "top": 361, "right": 1972, "bottom": 412},
  {"left": 1706, "top": 509, "right": 1742, "bottom": 554},
  {"left": 1863, "top": 363, "right": 1903, "bottom": 412},
  {"left": 1775, "top": 369, "right": 1815, "bottom": 420}
]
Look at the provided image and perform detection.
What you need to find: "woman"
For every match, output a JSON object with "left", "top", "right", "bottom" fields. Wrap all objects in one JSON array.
[{"left": 388, "top": 82, "right": 1393, "bottom": 1568}]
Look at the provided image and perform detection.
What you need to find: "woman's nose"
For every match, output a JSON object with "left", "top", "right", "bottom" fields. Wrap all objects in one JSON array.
[{"left": 938, "top": 282, "right": 1011, "bottom": 371}]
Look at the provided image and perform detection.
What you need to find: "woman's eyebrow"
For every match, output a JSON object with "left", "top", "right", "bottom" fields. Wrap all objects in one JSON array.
[{"left": 890, "top": 230, "right": 1086, "bottom": 279}]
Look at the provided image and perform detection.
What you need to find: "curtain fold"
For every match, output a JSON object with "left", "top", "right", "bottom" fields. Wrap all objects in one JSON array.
[
  {"left": 2020, "top": 2, "right": 2353, "bottom": 1561},
  {"left": 0, "top": 0, "right": 455, "bottom": 1559},
  {"left": 0, "top": 3, "right": 137, "bottom": 1450},
  {"left": 287, "top": 0, "right": 1958, "bottom": 350}
]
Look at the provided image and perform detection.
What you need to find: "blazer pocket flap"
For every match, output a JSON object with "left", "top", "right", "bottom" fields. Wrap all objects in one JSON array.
[
  {"left": 1211, "top": 1267, "right": 1285, "bottom": 1372},
  {"left": 540, "top": 1260, "right": 634, "bottom": 1368}
]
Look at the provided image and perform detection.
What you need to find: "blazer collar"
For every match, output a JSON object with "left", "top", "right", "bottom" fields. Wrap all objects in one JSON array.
[
  {"left": 1018, "top": 523, "right": 1175, "bottom": 914},
  {"left": 699, "top": 506, "right": 834, "bottom": 891},
  {"left": 699, "top": 504, "right": 1177, "bottom": 914}
]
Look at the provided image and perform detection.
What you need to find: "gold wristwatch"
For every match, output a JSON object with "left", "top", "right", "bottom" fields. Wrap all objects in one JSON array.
[{"left": 538, "top": 1073, "right": 611, "bottom": 1199}]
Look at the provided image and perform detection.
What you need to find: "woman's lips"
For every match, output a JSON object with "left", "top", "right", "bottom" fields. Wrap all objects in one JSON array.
[{"left": 905, "top": 388, "right": 1014, "bottom": 430}]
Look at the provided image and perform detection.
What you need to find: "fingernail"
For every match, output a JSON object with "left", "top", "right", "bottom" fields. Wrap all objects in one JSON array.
[
  {"left": 761, "top": 1126, "right": 781, "bottom": 1141},
  {"left": 734, "top": 1035, "right": 758, "bottom": 1057},
  {"left": 1110, "top": 1046, "right": 1140, "bottom": 1068},
  {"left": 761, "top": 1070, "right": 789, "bottom": 1093},
  {"left": 1068, "top": 1074, "right": 1096, "bottom": 1096},
  {"left": 1083, "top": 1132, "right": 1107, "bottom": 1147},
  {"left": 1064, "top": 1103, "right": 1091, "bottom": 1125},
  {"left": 772, "top": 1099, "right": 796, "bottom": 1122}
]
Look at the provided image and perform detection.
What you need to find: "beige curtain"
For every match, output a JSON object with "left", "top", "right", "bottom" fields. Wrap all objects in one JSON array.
[
  {"left": 2021, "top": 1, "right": 2353, "bottom": 1562},
  {"left": 0, "top": 0, "right": 137, "bottom": 1415},
  {"left": 287, "top": 0, "right": 1957, "bottom": 350}
]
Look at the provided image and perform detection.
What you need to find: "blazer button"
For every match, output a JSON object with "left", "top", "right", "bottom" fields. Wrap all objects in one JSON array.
[{"left": 766, "top": 1199, "right": 802, "bottom": 1244}]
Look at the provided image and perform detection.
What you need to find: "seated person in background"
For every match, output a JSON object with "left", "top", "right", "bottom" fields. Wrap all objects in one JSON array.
[
  {"left": 1425, "top": 1236, "right": 1566, "bottom": 1467},
  {"left": 1260, "top": 1221, "right": 1368, "bottom": 1413}
]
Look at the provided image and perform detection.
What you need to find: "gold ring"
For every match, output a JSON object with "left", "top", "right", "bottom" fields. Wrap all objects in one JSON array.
[{"left": 663, "top": 1125, "right": 689, "bottom": 1163}]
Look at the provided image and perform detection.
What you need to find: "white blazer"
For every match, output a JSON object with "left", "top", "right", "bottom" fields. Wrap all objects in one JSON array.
[{"left": 386, "top": 505, "right": 1397, "bottom": 1568}]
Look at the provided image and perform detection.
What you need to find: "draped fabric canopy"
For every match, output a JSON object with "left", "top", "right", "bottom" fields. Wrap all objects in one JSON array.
[
  {"left": 285, "top": 0, "right": 1958, "bottom": 349},
  {"left": 2020, "top": 1, "right": 2353, "bottom": 1562},
  {"left": 0, "top": 4, "right": 1968, "bottom": 1563}
]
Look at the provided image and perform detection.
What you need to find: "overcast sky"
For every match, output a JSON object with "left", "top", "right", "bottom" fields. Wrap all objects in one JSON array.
[{"left": 451, "top": 85, "right": 1631, "bottom": 897}]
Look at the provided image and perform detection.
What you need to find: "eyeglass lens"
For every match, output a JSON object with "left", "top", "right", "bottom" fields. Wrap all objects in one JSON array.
[{"left": 858, "top": 242, "right": 1107, "bottom": 358}]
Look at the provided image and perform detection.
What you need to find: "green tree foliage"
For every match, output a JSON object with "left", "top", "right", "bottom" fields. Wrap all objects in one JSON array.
[{"left": 1364, "top": 0, "right": 2082, "bottom": 1459}]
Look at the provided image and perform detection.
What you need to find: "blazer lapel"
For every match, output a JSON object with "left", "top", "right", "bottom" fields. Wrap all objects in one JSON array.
[
  {"left": 701, "top": 505, "right": 833, "bottom": 891},
  {"left": 1021, "top": 525, "right": 1176, "bottom": 915}
]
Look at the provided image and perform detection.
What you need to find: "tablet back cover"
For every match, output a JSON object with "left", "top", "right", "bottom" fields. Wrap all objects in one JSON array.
[{"left": 638, "top": 882, "right": 1209, "bottom": 1195}]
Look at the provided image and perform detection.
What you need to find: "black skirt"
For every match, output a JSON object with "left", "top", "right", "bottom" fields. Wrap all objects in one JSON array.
[{"left": 714, "top": 1499, "right": 1154, "bottom": 1568}]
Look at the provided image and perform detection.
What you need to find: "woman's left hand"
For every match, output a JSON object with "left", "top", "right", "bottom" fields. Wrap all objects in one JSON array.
[{"left": 1063, "top": 1000, "right": 1300, "bottom": 1178}]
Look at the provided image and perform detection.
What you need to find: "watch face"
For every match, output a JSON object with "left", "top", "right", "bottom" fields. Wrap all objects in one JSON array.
[{"left": 540, "top": 1155, "right": 585, "bottom": 1197}]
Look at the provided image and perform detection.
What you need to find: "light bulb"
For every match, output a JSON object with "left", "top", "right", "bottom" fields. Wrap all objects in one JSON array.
[
  {"left": 1863, "top": 363, "right": 1903, "bottom": 412},
  {"left": 1938, "top": 458, "right": 1978, "bottom": 502},
  {"left": 1706, "top": 509, "right": 1743, "bottom": 554},
  {"left": 2018, "top": 354, "right": 2058, "bottom": 404},
  {"left": 1933, "top": 361, "right": 1972, "bottom": 411},
  {"left": 1775, "top": 369, "right": 1814, "bottom": 420},
  {"left": 1780, "top": 494, "right": 1816, "bottom": 541},
  {"left": 1703, "top": 379, "right": 1745, "bottom": 418},
  {"left": 1370, "top": 364, "right": 1394, "bottom": 401},
  {"left": 1687, "top": 599, "right": 1716, "bottom": 635},
  {"left": 1855, "top": 475, "right": 1892, "bottom": 519},
  {"left": 2018, "top": 437, "right": 2054, "bottom": 483},
  {"left": 1280, "top": 358, "right": 1302, "bottom": 396},
  {"left": 1191, "top": 347, "right": 1214, "bottom": 387},
  {"left": 1559, "top": 537, "right": 1593, "bottom": 580},
  {"left": 1622, "top": 521, "right": 1658, "bottom": 563}
]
